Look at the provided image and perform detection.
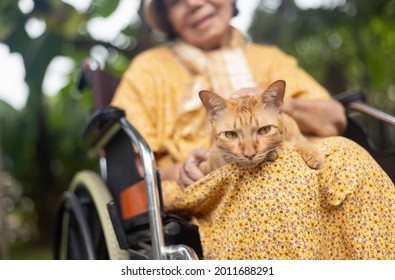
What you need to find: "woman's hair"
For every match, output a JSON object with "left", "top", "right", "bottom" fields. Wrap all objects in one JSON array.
[{"left": 153, "top": 0, "right": 239, "bottom": 40}]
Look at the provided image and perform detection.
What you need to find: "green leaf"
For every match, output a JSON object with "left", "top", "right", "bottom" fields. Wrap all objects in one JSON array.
[{"left": 90, "top": 0, "right": 121, "bottom": 18}]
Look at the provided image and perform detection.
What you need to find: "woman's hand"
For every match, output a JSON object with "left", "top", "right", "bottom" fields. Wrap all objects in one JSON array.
[
  {"left": 283, "top": 97, "right": 347, "bottom": 137},
  {"left": 177, "top": 148, "right": 209, "bottom": 189}
]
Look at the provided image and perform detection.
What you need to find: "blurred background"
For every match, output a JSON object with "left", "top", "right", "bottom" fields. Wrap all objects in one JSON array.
[{"left": 0, "top": 0, "right": 394, "bottom": 260}]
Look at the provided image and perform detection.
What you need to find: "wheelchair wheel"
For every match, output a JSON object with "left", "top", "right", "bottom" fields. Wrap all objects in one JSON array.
[{"left": 57, "top": 170, "right": 129, "bottom": 260}]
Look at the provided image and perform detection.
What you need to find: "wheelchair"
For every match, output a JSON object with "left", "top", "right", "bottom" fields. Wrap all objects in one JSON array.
[
  {"left": 53, "top": 58, "right": 395, "bottom": 260},
  {"left": 53, "top": 59, "right": 203, "bottom": 260}
]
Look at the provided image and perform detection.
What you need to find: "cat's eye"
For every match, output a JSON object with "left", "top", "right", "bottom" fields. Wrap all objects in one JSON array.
[
  {"left": 258, "top": 126, "right": 271, "bottom": 135},
  {"left": 224, "top": 131, "right": 238, "bottom": 139}
]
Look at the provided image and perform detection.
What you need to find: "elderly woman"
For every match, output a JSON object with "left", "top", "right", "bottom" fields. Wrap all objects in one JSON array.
[{"left": 111, "top": 0, "right": 395, "bottom": 259}]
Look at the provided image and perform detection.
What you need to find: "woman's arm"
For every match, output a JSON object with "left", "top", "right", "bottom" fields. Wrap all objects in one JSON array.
[
  {"left": 284, "top": 97, "right": 347, "bottom": 137},
  {"left": 249, "top": 46, "right": 347, "bottom": 137},
  {"left": 159, "top": 164, "right": 182, "bottom": 182}
]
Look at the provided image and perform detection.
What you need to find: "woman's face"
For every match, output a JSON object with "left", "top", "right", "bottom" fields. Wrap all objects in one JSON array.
[{"left": 164, "top": 0, "right": 234, "bottom": 50}]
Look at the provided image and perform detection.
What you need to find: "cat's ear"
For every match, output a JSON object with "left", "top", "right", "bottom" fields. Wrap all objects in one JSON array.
[
  {"left": 199, "top": 90, "right": 227, "bottom": 121},
  {"left": 262, "top": 80, "right": 286, "bottom": 111}
]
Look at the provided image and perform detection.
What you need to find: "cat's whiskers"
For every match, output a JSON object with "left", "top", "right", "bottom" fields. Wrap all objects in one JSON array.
[{"left": 222, "top": 151, "right": 237, "bottom": 165}]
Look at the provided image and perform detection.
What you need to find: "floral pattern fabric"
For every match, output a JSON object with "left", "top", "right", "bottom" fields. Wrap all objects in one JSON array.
[{"left": 163, "top": 137, "right": 395, "bottom": 259}]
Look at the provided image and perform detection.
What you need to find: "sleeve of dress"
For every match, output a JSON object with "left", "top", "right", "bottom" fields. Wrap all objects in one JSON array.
[
  {"left": 110, "top": 51, "right": 161, "bottom": 152},
  {"left": 251, "top": 45, "right": 332, "bottom": 100},
  {"left": 269, "top": 48, "right": 331, "bottom": 99},
  {"left": 161, "top": 165, "right": 239, "bottom": 217}
]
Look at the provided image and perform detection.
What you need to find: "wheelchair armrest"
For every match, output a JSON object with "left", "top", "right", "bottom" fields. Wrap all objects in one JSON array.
[
  {"left": 81, "top": 106, "right": 125, "bottom": 152},
  {"left": 335, "top": 90, "right": 395, "bottom": 127},
  {"left": 334, "top": 90, "right": 366, "bottom": 105}
]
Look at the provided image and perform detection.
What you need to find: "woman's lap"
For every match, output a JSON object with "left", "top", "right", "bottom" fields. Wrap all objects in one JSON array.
[{"left": 162, "top": 136, "right": 395, "bottom": 259}]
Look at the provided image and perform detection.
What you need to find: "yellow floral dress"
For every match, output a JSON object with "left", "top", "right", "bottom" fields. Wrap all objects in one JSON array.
[
  {"left": 162, "top": 138, "right": 395, "bottom": 259},
  {"left": 111, "top": 43, "right": 395, "bottom": 259}
]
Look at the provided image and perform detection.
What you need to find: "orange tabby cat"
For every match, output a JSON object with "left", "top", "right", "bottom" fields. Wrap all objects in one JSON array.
[{"left": 198, "top": 80, "right": 325, "bottom": 174}]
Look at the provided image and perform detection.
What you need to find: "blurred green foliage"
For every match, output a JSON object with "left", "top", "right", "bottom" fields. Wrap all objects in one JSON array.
[
  {"left": 0, "top": 0, "right": 143, "bottom": 256},
  {"left": 250, "top": 0, "right": 395, "bottom": 114},
  {"left": 0, "top": 0, "right": 394, "bottom": 258}
]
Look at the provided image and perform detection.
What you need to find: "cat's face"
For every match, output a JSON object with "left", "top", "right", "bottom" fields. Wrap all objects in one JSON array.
[
  {"left": 212, "top": 96, "right": 284, "bottom": 167},
  {"left": 200, "top": 80, "right": 286, "bottom": 167}
]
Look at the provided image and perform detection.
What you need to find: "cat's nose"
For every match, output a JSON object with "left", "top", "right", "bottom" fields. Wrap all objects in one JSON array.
[{"left": 244, "top": 153, "right": 256, "bottom": 161}]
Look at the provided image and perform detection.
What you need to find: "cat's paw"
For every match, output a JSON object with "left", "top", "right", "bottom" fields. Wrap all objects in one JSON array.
[{"left": 296, "top": 145, "right": 325, "bottom": 170}]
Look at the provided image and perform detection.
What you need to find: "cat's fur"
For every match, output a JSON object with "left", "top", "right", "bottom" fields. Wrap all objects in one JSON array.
[{"left": 198, "top": 80, "right": 325, "bottom": 174}]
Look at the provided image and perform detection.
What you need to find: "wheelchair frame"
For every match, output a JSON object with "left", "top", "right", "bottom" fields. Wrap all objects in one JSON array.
[
  {"left": 53, "top": 58, "right": 395, "bottom": 260},
  {"left": 53, "top": 106, "right": 202, "bottom": 260}
]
